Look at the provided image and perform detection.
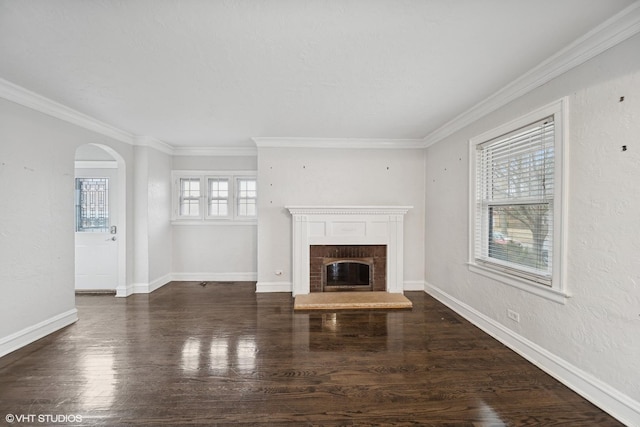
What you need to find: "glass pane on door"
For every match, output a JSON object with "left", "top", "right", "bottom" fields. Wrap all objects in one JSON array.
[{"left": 75, "top": 178, "right": 109, "bottom": 232}]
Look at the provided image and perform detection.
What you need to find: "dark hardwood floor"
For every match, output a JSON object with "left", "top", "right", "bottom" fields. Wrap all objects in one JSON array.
[{"left": 0, "top": 282, "right": 623, "bottom": 426}]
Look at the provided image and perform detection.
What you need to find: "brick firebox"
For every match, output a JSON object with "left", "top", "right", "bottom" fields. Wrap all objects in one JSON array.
[{"left": 309, "top": 245, "right": 386, "bottom": 292}]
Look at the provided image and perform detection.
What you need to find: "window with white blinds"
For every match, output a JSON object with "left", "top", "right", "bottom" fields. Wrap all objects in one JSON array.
[
  {"left": 475, "top": 117, "right": 554, "bottom": 284},
  {"left": 470, "top": 99, "right": 567, "bottom": 300}
]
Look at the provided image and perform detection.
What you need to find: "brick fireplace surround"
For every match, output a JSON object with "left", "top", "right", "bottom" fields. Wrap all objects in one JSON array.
[{"left": 286, "top": 206, "right": 412, "bottom": 296}]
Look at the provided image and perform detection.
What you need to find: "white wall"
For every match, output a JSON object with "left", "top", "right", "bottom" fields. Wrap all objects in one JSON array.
[
  {"left": 0, "top": 97, "right": 134, "bottom": 356},
  {"left": 146, "top": 147, "right": 173, "bottom": 288},
  {"left": 171, "top": 155, "right": 257, "bottom": 281},
  {"left": 131, "top": 146, "right": 173, "bottom": 293},
  {"left": 425, "top": 33, "right": 640, "bottom": 423},
  {"left": 172, "top": 224, "right": 257, "bottom": 281},
  {"left": 256, "top": 147, "right": 425, "bottom": 291},
  {"left": 172, "top": 155, "right": 257, "bottom": 171}
]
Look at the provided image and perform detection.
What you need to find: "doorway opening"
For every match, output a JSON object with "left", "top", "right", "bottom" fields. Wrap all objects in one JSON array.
[{"left": 74, "top": 144, "right": 126, "bottom": 297}]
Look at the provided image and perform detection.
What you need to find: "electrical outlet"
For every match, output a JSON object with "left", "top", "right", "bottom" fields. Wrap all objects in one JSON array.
[{"left": 507, "top": 309, "right": 520, "bottom": 323}]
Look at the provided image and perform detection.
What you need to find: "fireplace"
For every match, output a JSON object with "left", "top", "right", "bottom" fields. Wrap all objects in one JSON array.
[
  {"left": 325, "top": 260, "right": 371, "bottom": 290},
  {"left": 310, "top": 245, "right": 386, "bottom": 292},
  {"left": 287, "top": 206, "right": 411, "bottom": 296}
]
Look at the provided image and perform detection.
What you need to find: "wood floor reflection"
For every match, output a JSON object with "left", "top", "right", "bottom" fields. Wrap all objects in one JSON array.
[{"left": 0, "top": 282, "right": 623, "bottom": 426}]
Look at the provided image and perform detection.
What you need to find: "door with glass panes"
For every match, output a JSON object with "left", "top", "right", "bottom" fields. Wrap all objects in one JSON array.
[{"left": 74, "top": 168, "right": 118, "bottom": 291}]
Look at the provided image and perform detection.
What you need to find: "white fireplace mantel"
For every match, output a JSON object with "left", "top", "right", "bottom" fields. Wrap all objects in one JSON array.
[{"left": 286, "top": 205, "right": 412, "bottom": 296}]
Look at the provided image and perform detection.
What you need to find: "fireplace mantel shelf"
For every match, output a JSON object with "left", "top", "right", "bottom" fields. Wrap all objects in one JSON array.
[
  {"left": 286, "top": 206, "right": 412, "bottom": 216},
  {"left": 287, "top": 205, "right": 412, "bottom": 296}
]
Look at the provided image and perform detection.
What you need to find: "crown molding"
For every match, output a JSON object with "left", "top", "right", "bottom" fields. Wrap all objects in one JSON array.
[
  {"left": 0, "top": 79, "right": 183, "bottom": 154},
  {"left": 253, "top": 137, "right": 424, "bottom": 149},
  {"left": 423, "top": 2, "right": 640, "bottom": 148},
  {"left": 133, "top": 135, "right": 175, "bottom": 155},
  {"left": 4, "top": 1, "right": 639, "bottom": 154},
  {"left": 0, "top": 77, "right": 135, "bottom": 144},
  {"left": 172, "top": 146, "right": 257, "bottom": 156}
]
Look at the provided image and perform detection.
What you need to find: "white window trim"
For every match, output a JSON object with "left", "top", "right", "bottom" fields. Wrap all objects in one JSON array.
[
  {"left": 171, "top": 170, "right": 257, "bottom": 225},
  {"left": 204, "top": 175, "right": 232, "bottom": 220},
  {"left": 234, "top": 176, "right": 258, "bottom": 219},
  {"left": 468, "top": 98, "right": 570, "bottom": 304}
]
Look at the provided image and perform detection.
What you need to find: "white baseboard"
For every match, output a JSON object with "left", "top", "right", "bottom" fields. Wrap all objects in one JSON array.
[
  {"left": 403, "top": 280, "right": 425, "bottom": 291},
  {"left": 118, "top": 273, "right": 258, "bottom": 296},
  {"left": 115, "top": 283, "right": 133, "bottom": 297},
  {"left": 130, "top": 274, "right": 171, "bottom": 294},
  {"left": 130, "top": 282, "right": 149, "bottom": 294},
  {"left": 256, "top": 281, "right": 292, "bottom": 293},
  {"left": 424, "top": 282, "right": 640, "bottom": 427},
  {"left": 149, "top": 273, "right": 172, "bottom": 293},
  {"left": 0, "top": 309, "right": 78, "bottom": 358},
  {"left": 171, "top": 272, "right": 257, "bottom": 282}
]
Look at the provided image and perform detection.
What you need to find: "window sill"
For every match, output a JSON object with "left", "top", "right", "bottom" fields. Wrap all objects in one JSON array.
[
  {"left": 468, "top": 262, "right": 569, "bottom": 304},
  {"left": 171, "top": 219, "right": 257, "bottom": 226}
]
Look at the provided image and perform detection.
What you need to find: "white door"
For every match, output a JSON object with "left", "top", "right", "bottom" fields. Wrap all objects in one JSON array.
[{"left": 75, "top": 168, "right": 119, "bottom": 291}]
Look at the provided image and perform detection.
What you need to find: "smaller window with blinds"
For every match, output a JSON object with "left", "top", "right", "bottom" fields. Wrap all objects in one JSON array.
[{"left": 469, "top": 99, "right": 567, "bottom": 300}]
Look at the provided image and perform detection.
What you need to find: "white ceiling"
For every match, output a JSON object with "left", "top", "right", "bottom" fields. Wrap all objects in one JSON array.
[{"left": 0, "top": 0, "right": 635, "bottom": 148}]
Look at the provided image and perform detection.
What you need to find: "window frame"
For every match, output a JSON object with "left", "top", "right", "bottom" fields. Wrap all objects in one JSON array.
[
  {"left": 178, "top": 177, "right": 203, "bottom": 219},
  {"left": 235, "top": 176, "right": 258, "bottom": 218},
  {"left": 205, "top": 176, "right": 231, "bottom": 220},
  {"left": 468, "top": 98, "right": 569, "bottom": 303},
  {"left": 172, "top": 171, "right": 257, "bottom": 224}
]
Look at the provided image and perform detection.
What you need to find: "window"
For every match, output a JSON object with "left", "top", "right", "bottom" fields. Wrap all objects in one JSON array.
[
  {"left": 75, "top": 178, "right": 109, "bottom": 232},
  {"left": 236, "top": 178, "right": 257, "bottom": 217},
  {"left": 469, "top": 99, "right": 567, "bottom": 302},
  {"left": 173, "top": 171, "right": 257, "bottom": 222},
  {"left": 179, "top": 178, "right": 201, "bottom": 217},
  {"left": 207, "top": 178, "right": 229, "bottom": 217}
]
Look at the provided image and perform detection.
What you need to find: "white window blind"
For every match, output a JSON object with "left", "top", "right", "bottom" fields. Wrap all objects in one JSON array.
[{"left": 475, "top": 116, "right": 555, "bottom": 285}]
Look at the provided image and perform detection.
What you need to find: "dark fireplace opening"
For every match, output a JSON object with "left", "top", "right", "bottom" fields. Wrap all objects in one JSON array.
[
  {"left": 310, "top": 245, "right": 386, "bottom": 293},
  {"left": 324, "top": 259, "right": 372, "bottom": 291}
]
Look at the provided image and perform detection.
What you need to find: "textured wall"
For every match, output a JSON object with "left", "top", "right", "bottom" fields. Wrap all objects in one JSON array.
[
  {"left": 425, "top": 33, "right": 640, "bottom": 404},
  {"left": 257, "top": 147, "right": 425, "bottom": 288},
  {"left": 0, "top": 97, "right": 134, "bottom": 345}
]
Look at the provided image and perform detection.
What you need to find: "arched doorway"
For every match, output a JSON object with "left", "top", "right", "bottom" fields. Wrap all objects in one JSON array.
[{"left": 74, "top": 143, "right": 127, "bottom": 296}]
